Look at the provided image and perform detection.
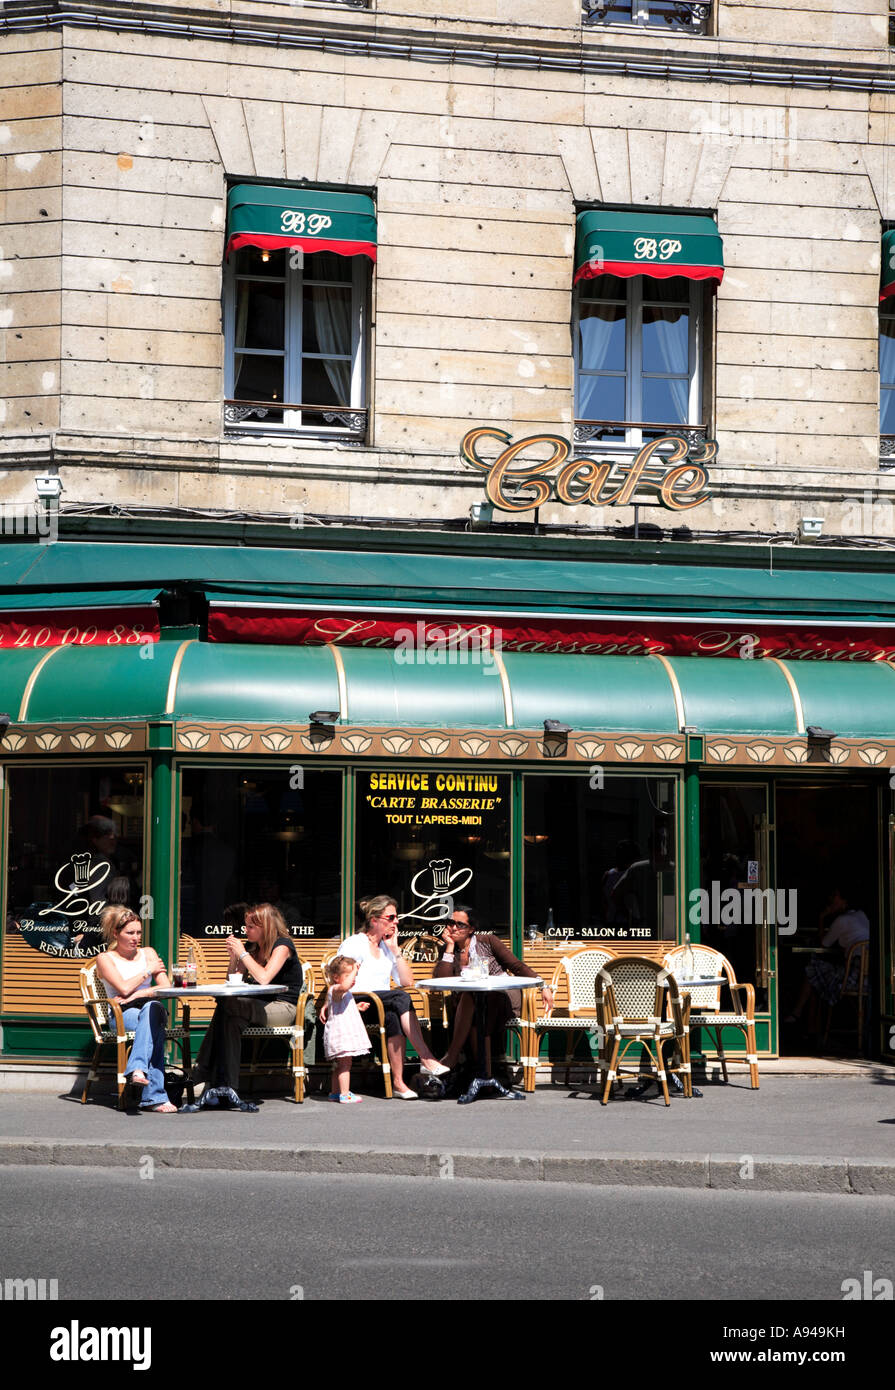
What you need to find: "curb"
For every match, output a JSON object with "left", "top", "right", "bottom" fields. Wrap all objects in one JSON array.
[{"left": 1, "top": 1139, "right": 893, "bottom": 1194}]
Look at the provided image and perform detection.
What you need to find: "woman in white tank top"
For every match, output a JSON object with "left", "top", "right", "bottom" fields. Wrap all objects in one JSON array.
[{"left": 96, "top": 906, "right": 176, "bottom": 1111}]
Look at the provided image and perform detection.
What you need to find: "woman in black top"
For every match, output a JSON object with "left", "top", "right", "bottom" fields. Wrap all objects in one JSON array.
[{"left": 192, "top": 903, "right": 301, "bottom": 1092}]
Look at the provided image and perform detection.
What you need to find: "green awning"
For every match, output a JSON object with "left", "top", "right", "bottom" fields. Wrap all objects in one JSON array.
[
  {"left": 0, "top": 588, "right": 162, "bottom": 612},
  {"left": 5, "top": 542, "right": 895, "bottom": 627},
  {"left": 8, "top": 641, "right": 895, "bottom": 740},
  {"left": 574, "top": 210, "right": 724, "bottom": 286},
  {"left": 881, "top": 229, "right": 895, "bottom": 302},
  {"left": 226, "top": 185, "right": 377, "bottom": 262}
]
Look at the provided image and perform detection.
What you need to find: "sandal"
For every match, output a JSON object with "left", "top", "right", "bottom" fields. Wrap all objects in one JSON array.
[
  {"left": 145, "top": 1101, "right": 177, "bottom": 1113},
  {"left": 129, "top": 1071, "right": 149, "bottom": 1086}
]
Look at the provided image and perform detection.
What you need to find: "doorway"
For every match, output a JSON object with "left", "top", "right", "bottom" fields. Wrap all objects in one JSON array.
[{"left": 775, "top": 782, "right": 878, "bottom": 1057}]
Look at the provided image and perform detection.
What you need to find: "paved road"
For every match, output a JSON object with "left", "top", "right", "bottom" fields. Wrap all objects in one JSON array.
[{"left": 1, "top": 1166, "right": 892, "bottom": 1303}]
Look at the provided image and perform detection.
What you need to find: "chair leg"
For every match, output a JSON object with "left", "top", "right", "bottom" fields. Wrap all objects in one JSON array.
[
  {"left": 180, "top": 1033, "right": 194, "bottom": 1105},
  {"left": 117, "top": 1038, "right": 128, "bottom": 1110},
  {"left": 378, "top": 1025, "right": 392, "bottom": 1099},
  {"left": 711, "top": 1027, "right": 728, "bottom": 1084},
  {"left": 655, "top": 1040, "right": 670, "bottom": 1106},
  {"left": 745, "top": 1022, "right": 760, "bottom": 1089},
  {"left": 602, "top": 1039, "right": 619, "bottom": 1104},
  {"left": 81, "top": 1045, "right": 102, "bottom": 1103}
]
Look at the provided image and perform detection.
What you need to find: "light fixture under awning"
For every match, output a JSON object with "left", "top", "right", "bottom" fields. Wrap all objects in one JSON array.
[
  {"left": 574, "top": 210, "right": 724, "bottom": 286},
  {"left": 225, "top": 185, "right": 377, "bottom": 261}
]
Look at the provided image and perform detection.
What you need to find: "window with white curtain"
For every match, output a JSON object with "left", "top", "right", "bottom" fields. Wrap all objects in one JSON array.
[
  {"left": 574, "top": 273, "right": 703, "bottom": 450},
  {"left": 223, "top": 246, "right": 369, "bottom": 436},
  {"left": 880, "top": 301, "right": 895, "bottom": 444}
]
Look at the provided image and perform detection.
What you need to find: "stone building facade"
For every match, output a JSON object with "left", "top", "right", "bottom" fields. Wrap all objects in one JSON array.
[{"left": 2, "top": 0, "right": 894, "bottom": 539}]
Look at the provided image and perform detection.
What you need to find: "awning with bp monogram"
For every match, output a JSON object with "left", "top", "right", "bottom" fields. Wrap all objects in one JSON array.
[
  {"left": 225, "top": 185, "right": 377, "bottom": 260},
  {"left": 574, "top": 210, "right": 724, "bottom": 286}
]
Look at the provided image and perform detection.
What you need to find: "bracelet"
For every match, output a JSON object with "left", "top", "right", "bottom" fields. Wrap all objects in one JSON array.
[
  {"left": 442, "top": 953, "right": 455, "bottom": 962},
  {"left": 240, "top": 951, "right": 250, "bottom": 964}
]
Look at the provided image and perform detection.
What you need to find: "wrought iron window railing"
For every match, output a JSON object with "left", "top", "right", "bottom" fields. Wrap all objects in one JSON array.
[
  {"left": 224, "top": 400, "right": 368, "bottom": 442},
  {"left": 574, "top": 419, "right": 707, "bottom": 448},
  {"left": 583, "top": 0, "right": 712, "bottom": 35},
  {"left": 880, "top": 434, "right": 895, "bottom": 461}
]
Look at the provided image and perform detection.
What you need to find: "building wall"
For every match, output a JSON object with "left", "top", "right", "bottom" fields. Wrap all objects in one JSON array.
[{"left": 2, "top": 6, "right": 895, "bottom": 535}]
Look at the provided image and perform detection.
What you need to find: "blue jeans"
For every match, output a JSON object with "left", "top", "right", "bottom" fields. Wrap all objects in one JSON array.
[{"left": 120, "top": 1001, "right": 169, "bottom": 1108}]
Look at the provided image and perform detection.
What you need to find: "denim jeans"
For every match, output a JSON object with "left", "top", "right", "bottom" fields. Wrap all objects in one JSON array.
[{"left": 119, "top": 1000, "right": 169, "bottom": 1108}]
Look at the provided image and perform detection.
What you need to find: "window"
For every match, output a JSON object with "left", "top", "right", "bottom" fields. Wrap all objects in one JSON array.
[
  {"left": 574, "top": 273, "right": 703, "bottom": 450},
  {"left": 223, "top": 184, "right": 375, "bottom": 439},
  {"left": 880, "top": 301, "right": 895, "bottom": 457},
  {"left": 523, "top": 772, "right": 677, "bottom": 946},
  {"left": 179, "top": 767, "right": 342, "bottom": 942},
  {"left": 583, "top": 0, "right": 711, "bottom": 34},
  {"left": 881, "top": 229, "right": 895, "bottom": 460},
  {"left": 224, "top": 247, "right": 369, "bottom": 438}
]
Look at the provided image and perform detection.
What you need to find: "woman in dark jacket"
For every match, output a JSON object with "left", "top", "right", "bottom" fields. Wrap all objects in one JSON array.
[{"left": 434, "top": 906, "right": 553, "bottom": 1071}]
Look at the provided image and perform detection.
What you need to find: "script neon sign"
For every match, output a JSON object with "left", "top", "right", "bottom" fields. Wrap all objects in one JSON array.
[{"left": 461, "top": 428, "right": 715, "bottom": 513}]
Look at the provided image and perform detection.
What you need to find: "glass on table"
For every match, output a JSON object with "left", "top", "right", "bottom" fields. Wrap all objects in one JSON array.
[{"left": 171, "top": 963, "right": 186, "bottom": 988}]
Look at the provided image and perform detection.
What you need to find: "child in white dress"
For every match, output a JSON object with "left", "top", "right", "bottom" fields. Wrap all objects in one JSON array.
[{"left": 320, "top": 955, "right": 371, "bottom": 1103}]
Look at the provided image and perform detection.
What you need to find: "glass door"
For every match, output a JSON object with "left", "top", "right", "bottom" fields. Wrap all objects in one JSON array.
[
  {"left": 886, "top": 803, "right": 895, "bottom": 1061},
  {"left": 699, "top": 781, "right": 776, "bottom": 1052}
]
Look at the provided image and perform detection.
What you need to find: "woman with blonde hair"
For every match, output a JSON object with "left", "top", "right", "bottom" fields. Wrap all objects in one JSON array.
[
  {"left": 95, "top": 905, "right": 176, "bottom": 1112},
  {"left": 192, "top": 902, "right": 302, "bottom": 1095},
  {"left": 341, "top": 894, "right": 448, "bottom": 1099}
]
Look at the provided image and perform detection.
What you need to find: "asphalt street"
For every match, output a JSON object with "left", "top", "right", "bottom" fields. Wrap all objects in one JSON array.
[{"left": 1, "top": 1165, "right": 893, "bottom": 1303}]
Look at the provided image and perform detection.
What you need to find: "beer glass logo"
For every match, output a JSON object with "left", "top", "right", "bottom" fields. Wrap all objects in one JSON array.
[
  {"left": 429, "top": 859, "right": 451, "bottom": 892},
  {"left": 70, "top": 853, "right": 92, "bottom": 886},
  {"left": 402, "top": 857, "right": 474, "bottom": 926}
]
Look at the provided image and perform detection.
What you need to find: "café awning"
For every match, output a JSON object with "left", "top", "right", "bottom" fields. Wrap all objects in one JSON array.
[
  {"left": 225, "top": 185, "right": 377, "bottom": 261},
  {"left": 574, "top": 210, "right": 724, "bottom": 286},
  {"left": 5, "top": 640, "right": 895, "bottom": 740}
]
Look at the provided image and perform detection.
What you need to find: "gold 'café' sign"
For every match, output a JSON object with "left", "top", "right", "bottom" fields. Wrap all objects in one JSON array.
[{"left": 461, "top": 427, "right": 716, "bottom": 513}]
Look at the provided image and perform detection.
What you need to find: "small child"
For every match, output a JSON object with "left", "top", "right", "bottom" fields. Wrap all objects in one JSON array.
[{"left": 320, "top": 955, "right": 371, "bottom": 1103}]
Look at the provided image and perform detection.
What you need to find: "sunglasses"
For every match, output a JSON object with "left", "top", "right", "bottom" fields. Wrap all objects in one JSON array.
[{"left": 379, "top": 912, "right": 398, "bottom": 922}]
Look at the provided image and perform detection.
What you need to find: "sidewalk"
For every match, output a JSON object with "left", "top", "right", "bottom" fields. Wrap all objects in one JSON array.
[{"left": 1, "top": 1072, "right": 893, "bottom": 1194}]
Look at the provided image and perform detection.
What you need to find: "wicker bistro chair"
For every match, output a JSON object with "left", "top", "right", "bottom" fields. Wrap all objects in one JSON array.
[
  {"left": 236, "top": 960, "right": 314, "bottom": 1103},
  {"left": 594, "top": 957, "right": 691, "bottom": 1106},
  {"left": 663, "top": 943, "right": 759, "bottom": 1090},
  {"left": 508, "top": 947, "right": 616, "bottom": 1091},
  {"left": 79, "top": 964, "right": 194, "bottom": 1110},
  {"left": 822, "top": 940, "right": 870, "bottom": 1055}
]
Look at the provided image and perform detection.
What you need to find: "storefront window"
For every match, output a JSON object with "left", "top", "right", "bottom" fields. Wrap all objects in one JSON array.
[
  {"left": 355, "top": 769, "right": 511, "bottom": 955},
  {"left": 523, "top": 773, "right": 677, "bottom": 945},
  {"left": 6, "top": 765, "right": 146, "bottom": 962},
  {"left": 179, "top": 767, "right": 341, "bottom": 941}
]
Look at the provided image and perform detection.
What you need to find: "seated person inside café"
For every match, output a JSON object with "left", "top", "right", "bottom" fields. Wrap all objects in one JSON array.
[
  {"left": 784, "top": 883, "right": 870, "bottom": 1030},
  {"left": 95, "top": 905, "right": 177, "bottom": 1112},
  {"left": 191, "top": 902, "right": 301, "bottom": 1092},
  {"left": 435, "top": 907, "right": 553, "bottom": 1072}
]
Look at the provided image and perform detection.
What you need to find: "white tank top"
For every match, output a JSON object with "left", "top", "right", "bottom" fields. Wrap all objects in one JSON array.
[{"left": 103, "top": 949, "right": 152, "bottom": 997}]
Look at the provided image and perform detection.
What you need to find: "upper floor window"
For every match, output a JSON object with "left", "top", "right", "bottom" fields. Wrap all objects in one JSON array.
[
  {"left": 880, "top": 229, "right": 895, "bottom": 461},
  {"left": 223, "top": 185, "right": 375, "bottom": 440},
  {"left": 583, "top": 0, "right": 711, "bottom": 34},
  {"left": 573, "top": 210, "right": 723, "bottom": 453}
]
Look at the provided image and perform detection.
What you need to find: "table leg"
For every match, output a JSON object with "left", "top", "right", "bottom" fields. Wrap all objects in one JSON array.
[{"left": 457, "top": 995, "right": 525, "bottom": 1104}]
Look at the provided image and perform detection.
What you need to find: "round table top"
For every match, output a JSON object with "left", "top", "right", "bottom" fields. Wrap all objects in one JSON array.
[
  {"left": 153, "top": 984, "right": 288, "bottom": 999},
  {"left": 671, "top": 977, "right": 725, "bottom": 988},
  {"left": 417, "top": 974, "right": 543, "bottom": 993}
]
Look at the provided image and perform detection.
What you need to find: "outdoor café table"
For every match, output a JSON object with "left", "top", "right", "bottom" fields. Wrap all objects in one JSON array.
[
  {"left": 154, "top": 983, "right": 289, "bottom": 1110},
  {"left": 417, "top": 974, "right": 543, "bottom": 1104}
]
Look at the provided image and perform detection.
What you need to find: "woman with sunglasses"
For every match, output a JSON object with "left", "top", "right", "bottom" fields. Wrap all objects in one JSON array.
[{"left": 341, "top": 895, "right": 449, "bottom": 1099}]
